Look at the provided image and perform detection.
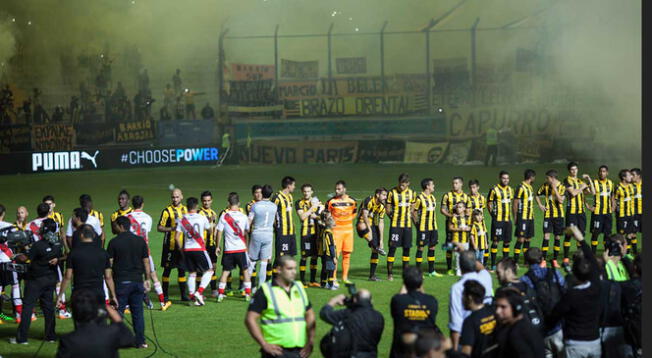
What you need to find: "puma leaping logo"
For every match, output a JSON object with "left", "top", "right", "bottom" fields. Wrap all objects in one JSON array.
[{"left": 81, "top": 150, "right": 100, "bottom": 168}]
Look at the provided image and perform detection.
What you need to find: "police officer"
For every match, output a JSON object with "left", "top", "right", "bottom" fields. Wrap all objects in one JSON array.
[
  {"left": 11, "top": 219, "right": 63, "bottom": 344},
  {"left": 245, "top": 255, "right": 316, "bottom": 358}
]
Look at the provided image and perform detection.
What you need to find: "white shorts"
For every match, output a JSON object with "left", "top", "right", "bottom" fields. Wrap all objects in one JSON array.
[{"left": 249, "top": 235, "right": 273, "bottom": 261}]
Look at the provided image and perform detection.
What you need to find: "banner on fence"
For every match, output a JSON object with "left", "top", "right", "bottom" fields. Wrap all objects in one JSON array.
[
  {"left": 0, "top": 125, "right": 31, "bottom": 153},
  {"left": 444, "top": 141, "right": 472, "bottom": 165},
  {"left": 280, "top": 59, "right": 319, "bottom": 79},
  {"left": 336, "top": 57, "right": 367, "bottom": 74},
  {"left": 404, "top": 141, "right": 449, "bottom": 164},
  {"left": 31, "top": 124, "right": 75, "bottom": 151},
  {"left": 75, "top": 122, "right": 113, "bottom": 145},
  {"left": 116, "top": 119, "right": 155, "bottom": 143},
  {"left": 233, "top": 116, "right": 446, "bottom": 140},
  {"left": 228, "top": 63, "right": 275, "bottom": 81},
  {"left": 239, "top": 141, "right": 357, "bottom": 164},
  {"left": 357, "top": 140, "right": 406, "bottom": 163}
]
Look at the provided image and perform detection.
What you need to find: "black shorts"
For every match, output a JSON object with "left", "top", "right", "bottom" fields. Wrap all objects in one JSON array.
[
  {"left": 0, "top": 266, "right": 18, "bottom": 287},
  {"left": 590, "top": 213, "right": 613, "bottom": 235},
  {"left": 617, "top": 216, "right": 634, "bottom": 235},
  {"left": 367, "top": 226, "right": 381, "bottom": 249},
  {"left": 565, "top": 213, "right": 586, "bottom": 234},
  {"left": 389, "top": 227, "right": 412, "bottom": 249},
  {"left": 161, "top": 236, "right": 183, "bottom": 269},
  {"left": 491, "top": 221, "right": 512, "bottom": 243},
  {"left": 416, "top": 230, "right": 438, "bottom": 247},
  {"left": 514, "top": 219, "right": 534, "bottom": 238},
  {"left": 300, "top": 234, "right": 318, "bottom": 257},
  {"left": 356, "top": 224, "right": 369, "bottom": 239},
  {"left": 633, "top": 214, "right": 642, "bottom": 233},
  {"left": 221, "top": 252, "right": 248, "bottom": 271},
  {"left": 183, "top": 251, "right": 213, "bottom": 273},
  {"left": 543, "top": 217, "right": 565, "bottom": 236},
  {"left": 275, "top": 233, "right": 297, "bottom": 257}
]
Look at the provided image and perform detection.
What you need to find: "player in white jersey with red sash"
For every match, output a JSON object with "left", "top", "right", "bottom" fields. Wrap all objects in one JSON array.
[
  {"left": 175, "top": 197, "right": 213, "bottom": 306},
  {"left": 215, "top": 192, "right": 252, "bottom": 302},
  {"left": 126, "top": 195, "right": 171, "bottom": 311},
  {"left": 0, "top": 206, "right": 25, "bottom": 323}
]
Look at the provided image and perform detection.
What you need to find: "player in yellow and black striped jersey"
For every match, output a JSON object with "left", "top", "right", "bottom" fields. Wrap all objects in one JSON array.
[
  {"left": 157, "top": 188, "right": 188, "bottom": 302},
  {"left": 272, "top": 176, "right": 297, "bottom": 258},
  {"left": 412, "top": 178, "right": 441, "bottom": 277},
  {"left": 318, "top": 212, "right": 337, "bottom": 288},
  {"left": 246, "top": 185, "right": 262, "bottom": 215},
  {"left": 470, "top": 209, "right": 489, "bottom": 265},
  {"left": 79, "top": 194, "right": 106, "bottom": 247},
  {"left": 562, "top": 162, "right": 595, "bottom": 261},
  {"left": 386, "top": 173, "right": 416, "bottom": 280},
  {"left": 487, "top": 171, "right": 514, "bottom": 269},
  {"left": 110, "top": 190, "right": 133, "bottom": 234},
  {"left": 613, "top": 169, "right": 636, "bottom": 253},
  {"left": 13, "top": 206, "right": 28, "bottom": 231},
  {"left": 587, "top": 165, "right": 614, "bottom": 252},
  {"left": 356, "top": 188, "right": 388, "bottom": 281},
  {"left": 467, "top": 179, "right": 486, "bottom": 214},
  {"left": 441, "top": 177, "right": 470, "bottom": 272},
  {"left": 449, "top": 202, "right": 471, "bottom": 275},
  {"left": 199, "top": 190, "right": 219, "bottom": 295},
  {"left": 296, "top": 184, "right": 323, "bottom": 286},
  {"left": 535, "top": 170, "right": 566, "bottom": 263},
  {"left": 512, "top": 169, "right": 536, "bottom": 264},
  {"left": 42, "top": 195, "right": 64, "bottom": 236},
  {"left": 630, "top": 168, "right": 642, "bottom": 237}
]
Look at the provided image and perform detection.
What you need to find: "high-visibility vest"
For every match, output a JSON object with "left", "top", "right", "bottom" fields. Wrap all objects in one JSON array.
[
  {"left": 486, "top": 128, "right": 498, "bottom": 145},
  {"left": 260, "top": 281, "right": 308, "bottom": 348},
  {"left": 605, "top": 260, "right": 629, "bottom": 282}
]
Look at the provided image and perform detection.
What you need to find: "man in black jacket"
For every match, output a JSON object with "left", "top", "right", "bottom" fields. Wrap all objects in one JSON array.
[
  {"left": 11, "top": 219, "right": 62, "bottom": 344},
  {"left": 319, "top": 288, "right": 384, "bottom": 358},
  {"left": 107, "top": 216, "right": 151, "bottom": 349},
  {"left": 56, "top": 289, "right": 135, "bottom": 358},
  {"left": 492, "top": 287, "right": 545, "bottom": 358},
  {"left": 548, "top": 225, "right": 602, "bottom": 358}
]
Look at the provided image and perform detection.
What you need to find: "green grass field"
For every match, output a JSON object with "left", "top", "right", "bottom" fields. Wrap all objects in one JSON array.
[{"left": 0, "top": 161, "right": 641, "bottom": 357}]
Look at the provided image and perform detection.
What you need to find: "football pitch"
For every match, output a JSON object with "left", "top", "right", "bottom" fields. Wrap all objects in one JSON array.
[{"left": 0, "top": 161, "right": 640, "bottom": 357}]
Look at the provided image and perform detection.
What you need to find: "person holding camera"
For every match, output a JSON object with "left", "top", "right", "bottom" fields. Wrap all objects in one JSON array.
[
  {"left": 491, "top": 287, "right": 545, "bottom": 358},
  {"left": 56, "top": 289, "right": 136, "bottom": 358},
  {"left": 319, "top": 288, "right": 384, "bottom": 358},
  {"left": 10, "top": 219, "right": 62, "bottom": 344}
]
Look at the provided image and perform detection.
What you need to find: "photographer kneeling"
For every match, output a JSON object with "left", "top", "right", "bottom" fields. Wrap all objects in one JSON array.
[
  {"left": 320, "top": 287, "right": 384, "bottom": 358},
  {"left": 10, "top": 219, "right": 63, "bottom": 344}
]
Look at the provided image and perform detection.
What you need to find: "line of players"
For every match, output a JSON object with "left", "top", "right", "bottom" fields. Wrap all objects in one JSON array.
[{"left": 0, "top": 162, "right": 642, "bottom": 315}]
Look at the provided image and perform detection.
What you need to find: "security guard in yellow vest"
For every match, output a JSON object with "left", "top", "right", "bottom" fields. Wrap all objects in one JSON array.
[{"left": 246, "top": 256, "right": 316, "bottom": 358}]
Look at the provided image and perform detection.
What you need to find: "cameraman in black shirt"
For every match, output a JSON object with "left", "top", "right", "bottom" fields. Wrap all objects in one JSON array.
[
  {"left": 459, "top": 279, "right": 496, "bottom": 358},
  {"left": 11, "top": 219, "right": 63, "bottom": 344},
  {"left": 390, "top": 266, "right": 439, "bottom": 358},
  {"left": 319, "top": 288, "right": 384, "bottom": 358}
]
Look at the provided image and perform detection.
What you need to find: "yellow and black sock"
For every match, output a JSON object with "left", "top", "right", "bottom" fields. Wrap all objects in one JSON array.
[
  {"left": 563, "top": 236, "right": 572, "bottom": 259},
  {"left": 299, "top": 257, "right": 307, "bottom": 283},
  {"left": 427, "top": 248, "right": 436, "bottom": 273},
  {"left": 502, "top": 243, "right": 511, "bottom": 259},
  {"left": 553, "top": 237, "right": 561, "bottom": 260},
  {"left": 446, "top": 250, "right": 453, "bottom": 270},
  {"left": 490, "top": 242, "right": 498, "bottom": 267},
  {"left": 387, "top": 247, "right": 396, "bottom": 276},
  {"left": 370, "top": 253, "right": 379, "bottom": 277},
  {"left": 513, "top": 241, "right": 522, "bottom": 262},
  {"left": 541, "top": 238, "right": 550, "bottom": 259},
  {"left": 402, "top": 248, "right": 411, "bottom": 270},
  {"left": 309, "top": 257, "right": 318, "bottom": 283},
  {"left": 415, "top": 249, "right": 424, "bottom": 269}
]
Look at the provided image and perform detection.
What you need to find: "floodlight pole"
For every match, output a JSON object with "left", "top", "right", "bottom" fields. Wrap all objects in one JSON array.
[
  {"left": 470, "top": 17, "right": 480, "bottom": 89},
  {"left": 423, "top": 18, "right": 435, "bottom": 114},
  {"left": 327, "top": 23, "right": 334, "bottom": 81},
  {"left": 380, "top": 21, "right": 388, "bottom": 93},
  {"left": 274, "top": 24, "right": 280, "bottom": 100},
  {"left": 217, "top": 27, "right": 229, "bottom": 117}
]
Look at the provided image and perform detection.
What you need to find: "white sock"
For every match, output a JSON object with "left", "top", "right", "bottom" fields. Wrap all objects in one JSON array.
[
  {"left": 12, "top": 283, "right": 22, "bottom": 306},
  {"left": 103, "top": 280, "right": 109, "bottom": 300},
  {"left": 187, "top": 273, "right": 197, "bottom": 295},
  {"left": 154, "top": 281, "right": 163, "bottom": 295},
  {"left": 218, "top": 281, "right": 226, "bottom": 294},
  {"left": 243, "top": 281, "right": 252, "bottom": 294},
  {"left": 200, "top": 271, "right": 212, "bottom": 290},
  {"left": 247, "top": 261, "right": 257, "bottom": 276},
  {"left": 259, "top": 261, "right": 268, "bottom": 286}
]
